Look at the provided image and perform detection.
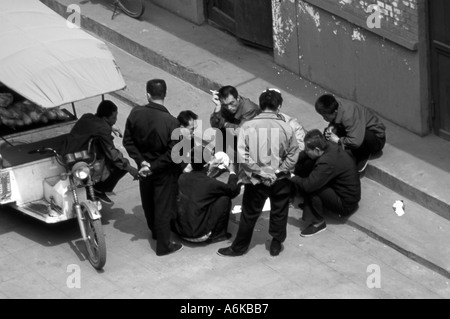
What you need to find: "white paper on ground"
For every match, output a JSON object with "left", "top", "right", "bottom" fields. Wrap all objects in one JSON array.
[
  {"left": 263, "top": 198, "right": 271, "bottom": 212},
  {"left": 232, "top": 205, "right": 242, "bottom": 214},
  {"left": 232, "top": 199, "right": 271, "bottom": 214},
  {"left": 393, "top": 200, "right": 405, "bottom": 216}
]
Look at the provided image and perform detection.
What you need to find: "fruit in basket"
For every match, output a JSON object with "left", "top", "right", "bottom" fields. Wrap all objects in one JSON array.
[
  {"left": 28, "top": 110, "right": 41, "bottom": 123},
  {"left": 0, "top": 93, "right": 14, "bottom": 107},
  {"left": 0, "top": 117, "right": 24, "bottom": 129},
  {"left": 39, "top": 114, "right": 49, "bottom": 124},
  {"left": 0, "top": 98, "right": 69, "bottom": 129},
  {"left": 54, "top": 108, "right": 70, "bottom": 120},
  {"left": 44, "top": 109, "right": 57, "bottom": 121},
  {"left": 22, "top": 113, "right": 33, "bottom": 126},
  {"left": 0, "top": 106, "right": 20, "bottom": 119}
]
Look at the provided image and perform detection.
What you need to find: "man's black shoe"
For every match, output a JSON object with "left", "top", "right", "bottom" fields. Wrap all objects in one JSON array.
[
  {"left": 300, "top": 221, "right": 327, "bottom": 237},
  {"left": 269, "top": 238, "right": 283, "bottom": 256},
  {"left": 94, "top": 189, "right": 113, "bottom": 205},
  {"left": 206, "top": 232, "right": 232, "bottom": 244},
  {"left": 217, "top": 246, "right": 244, "bottom": 257},
  {"left": 156, "top": 242, "right": 183, "bottom": 256}
]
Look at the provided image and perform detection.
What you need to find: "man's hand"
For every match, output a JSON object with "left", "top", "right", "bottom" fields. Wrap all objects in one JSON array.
[
  {"left": 259, "top": 172, "right": 277, "bottom": 187},
  {"left": 210, "top": 90, "right": 221, "bottom": 112},
  {"left": 139, "top": 166, "right": 152, "bottom": 178},
  {"left": 227, "top": 163, "right": 236, "bottom": 174},
  {"left": 324, "top": 126, "right": 339, "bottom": 144},
  {"left": 325, "top": 131, "right": 340, "bottom": 144},
  {"left": 129, "top": 167, "right": 140, "bottom": 180},
  {"left": 112, "top": 125, "right": 123, "bottom": 138},
  {"left": 141, "top": 161, "right": 151, "bottom": 168},
  {"left": 183, "top": 164, "right": 193, "bottom": 173}
]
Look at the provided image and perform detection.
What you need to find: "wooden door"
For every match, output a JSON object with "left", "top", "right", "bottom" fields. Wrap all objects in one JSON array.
[
  {"left": 235, "top": 0, "right": 273, "bottom": 49},
  {"left": 206, "top": 0, "right": 273, "bottom": 49},
  {"left": 207, "top": 0, "right": 236, "bottom": 35},
  {"left": 429, "top": 0, "right": 450, "bottom": 140}
]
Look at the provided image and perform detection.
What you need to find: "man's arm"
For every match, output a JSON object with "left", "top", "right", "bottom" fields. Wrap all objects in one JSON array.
[
  {"left": 339, "top": 107, "right": 365, "bottom": 149},
  {"left": 123, "top": 116, "right": 145, "bottom": 167},
  {"left": 98, "top": 132, "right": 133, "bottom": 171},
  {"left": 279, "top": 132, "right": 300, "bottom": 173},
  {"left": 291, "top": 160, "right": 335, "bottom": 193},
  {"left": 149, "top": 119, "right": 180, "bottom": 174},
  {"left": 210, "top": 109, "right": 227, "bottom": 129}
]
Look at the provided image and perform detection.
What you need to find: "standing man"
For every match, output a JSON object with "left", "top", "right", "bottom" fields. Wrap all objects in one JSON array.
[
  {"left": 123, "top": 79, "right": 183, "bottom": 256},
  {"left": 217, "top": 89, "right": 300, "bottom": 257},
  {"left": 291, "top": 129, "right": 361, "bottom": 237},
  {"left": 64, "top": 100, "right": 139, "bottom": 204},
  {"left": 314, "top": 94, "right": 386, "bottom": 173}
]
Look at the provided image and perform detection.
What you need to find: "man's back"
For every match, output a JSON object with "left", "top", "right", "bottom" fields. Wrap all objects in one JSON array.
[
  {"left": 238, "top": 112, "right": 299, "bottom": 182},
  {"left": 335, "top": 99, "right": 386, "bottom": 148},
  {"left": 296, "top": 143, "right": 361, "bottom": 207},
  {"left": 176, "top": 171, "right": 240, "bottom": 238},
  {"left": 123, "top": 101, "right": 180, "bottom": 174},
  {"left": 65, "top": 113, "right": 109, "bottom": 153}
]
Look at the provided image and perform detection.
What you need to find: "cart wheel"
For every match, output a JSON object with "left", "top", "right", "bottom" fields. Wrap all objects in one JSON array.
[{"left": 81, "top": 203, "right": 106, "bottom": 270}]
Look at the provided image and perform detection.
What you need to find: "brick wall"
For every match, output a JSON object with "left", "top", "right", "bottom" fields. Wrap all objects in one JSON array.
[{"left": 339, "top": 0, "right": 418, "bottom": 40}]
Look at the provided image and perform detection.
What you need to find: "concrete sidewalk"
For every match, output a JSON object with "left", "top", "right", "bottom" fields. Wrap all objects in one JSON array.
[{"left": 41, "top": 0, "right": 450, "bottom": 278}]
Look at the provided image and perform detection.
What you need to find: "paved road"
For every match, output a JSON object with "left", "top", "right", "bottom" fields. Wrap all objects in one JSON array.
[{"left": 0, "top": 41, "right": 449, "bottom": 300}]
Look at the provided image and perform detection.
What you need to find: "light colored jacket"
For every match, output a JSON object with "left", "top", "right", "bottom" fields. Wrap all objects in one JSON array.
[
  {"left": 278, "top": 112, "right": 306, "bottom": 151},
  {"left": 237, "top": 112, "right": 300, "bottom": 185}
]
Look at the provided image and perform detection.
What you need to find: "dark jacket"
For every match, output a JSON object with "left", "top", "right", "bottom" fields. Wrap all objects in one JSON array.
[
  {"left": 291, "top": 143, "right": 361, "bottom": 209},
  {"left": 123, "top": 101, "right": 181, "bottom": 175},
  {"left": 175, "top": 171, "right": 240, "bottom": 238},
  {"left": 63, "top": 113, "right": 133, "bottom": 175},
  {"left": 210, "top": 97, "right": 261, "bottom": 132}
]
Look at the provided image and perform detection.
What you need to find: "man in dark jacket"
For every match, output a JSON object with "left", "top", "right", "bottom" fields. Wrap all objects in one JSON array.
[
  {"left": 210, "top": 86, "right": 261, "bottom": 164},
  {"left": 173, "top": 145, "right": 241, "bottom": 244},
  {"left": 65, "top": 100, "right": 139, "bottom": 204},
  {"left": 291, "top": 129, "right": 361, "bottom": 237},
  {"left": 123, "top": 79, "right": 183, "bottom": 257}
]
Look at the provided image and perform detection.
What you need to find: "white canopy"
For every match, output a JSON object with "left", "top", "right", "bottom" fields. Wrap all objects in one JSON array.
[{"left": 0, "top": 0, "right": 126, "bottom": 108}]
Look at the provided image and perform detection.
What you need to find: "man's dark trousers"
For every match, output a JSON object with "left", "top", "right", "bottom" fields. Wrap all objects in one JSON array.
[
  {"left": 94, "top": 166, "right": 127, "bottom": 193},
  {"left": 231, "top": 179, "right": 291, "bottom": 253},
  {"left": 139, "top": 171, "right": 179, "bottom": 254},
  {"left": 208, "top": 196, "right": 232, "bottom": 239}
]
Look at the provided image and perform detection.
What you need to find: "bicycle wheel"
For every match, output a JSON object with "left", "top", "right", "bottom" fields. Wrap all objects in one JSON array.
[
  {"left": 81, "top": 203, "right": 107, "bottom": 270},
  {"left": 116, "top": 0, "right": 146, "bottom": 19}
]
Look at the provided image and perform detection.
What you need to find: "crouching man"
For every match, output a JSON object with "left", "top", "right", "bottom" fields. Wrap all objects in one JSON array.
[
  {"left": 173, "top": 145, "right": 241, "bottom": 244},
  {"left": 291, "top": 129, "right": 361, "bottom": 237}
]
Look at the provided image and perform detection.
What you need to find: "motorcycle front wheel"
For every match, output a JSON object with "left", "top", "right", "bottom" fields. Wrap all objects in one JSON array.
[{"left": 81, "top": 203, "right": 107, "bottom": 270}]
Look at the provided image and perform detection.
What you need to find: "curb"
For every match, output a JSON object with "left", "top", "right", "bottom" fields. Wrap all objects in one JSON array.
[{"left": 366, "top": 165, "right": 450, "bottom": 221}]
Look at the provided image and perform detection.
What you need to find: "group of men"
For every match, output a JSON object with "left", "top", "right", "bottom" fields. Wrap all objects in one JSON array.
[{"left": 65, "top": 78, "right": 386, "bottom": 257}]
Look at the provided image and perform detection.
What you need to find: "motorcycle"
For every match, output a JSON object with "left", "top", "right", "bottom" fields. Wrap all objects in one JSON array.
[{"left": 29, "top": 141, "right": 107, "bottom": 270}]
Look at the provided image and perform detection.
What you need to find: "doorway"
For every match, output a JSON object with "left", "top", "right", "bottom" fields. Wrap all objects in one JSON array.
[
  {"left": 206, "top": 0, "right": 273, "bottom": 50},
  {"left": 429, "top": 0, "right": 450, "bottom": 140}
]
